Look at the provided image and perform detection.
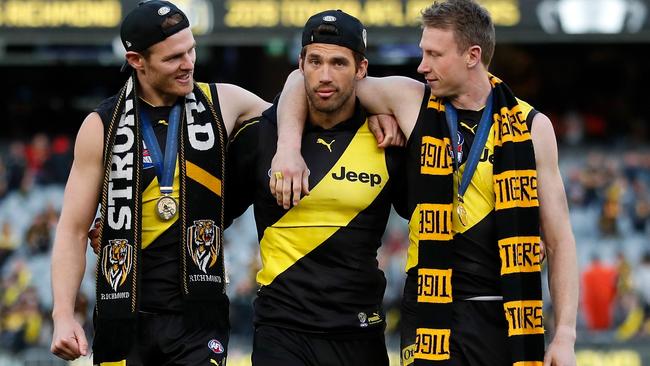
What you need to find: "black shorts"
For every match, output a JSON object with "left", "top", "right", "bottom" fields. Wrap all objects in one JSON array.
[
  {"left": 400, "top": 278, "right": 510, "bottom": 366},
  {"left": 252, "top": 325, "right": 389, "bottom": 366},
  {"left": 98, "top": 312, "right": 229, "bottom": 366}
]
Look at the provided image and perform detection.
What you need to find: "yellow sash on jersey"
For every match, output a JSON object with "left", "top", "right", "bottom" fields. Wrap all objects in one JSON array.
[{"left": 257, "top": 120, "right": 388, "bottom": 285}]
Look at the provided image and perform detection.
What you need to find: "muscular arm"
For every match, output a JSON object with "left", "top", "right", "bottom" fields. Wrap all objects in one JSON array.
[
  {"left": 50, "top": 113, "right": 104, "bottom": 360},
  {"left": 355, "top": 76, "right": 424, "bottom": 140},
  {"left": 216, "top": 83, "right": 271, "bottom": 137},
  {"left": 276, "top": 70, "right": 424, "bottom": 143},
  {"left": 531, "top": 113, "right": 578, "bottom": 366},
  {"left": 272, "top": 70, "right": 424, "bottom": 208}
]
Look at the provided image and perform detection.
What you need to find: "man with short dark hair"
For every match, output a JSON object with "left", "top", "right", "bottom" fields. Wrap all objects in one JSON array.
[
  {"left": 227, "top": 10, "right": 405, "bottom": 366},
  {"left": 50, "top": 1, "right": 270, "bottom": 364},
  {"left": 272, "top": 1, "right": 578, "bottom": 365}
]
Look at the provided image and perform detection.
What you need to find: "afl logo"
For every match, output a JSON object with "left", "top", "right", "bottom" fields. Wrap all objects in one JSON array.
[
  {"left": 208, "top": 339, "right": 224, "bottom": 354},
  {"left": 158, "top": 6, "right": 171, "bottom": 16}
]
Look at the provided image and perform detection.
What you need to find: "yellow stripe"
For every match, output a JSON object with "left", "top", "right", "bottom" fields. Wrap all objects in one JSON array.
[
  {"left": 418, "top": 268, "right": 452, "bottom": 303},
  {"left": 498, "top": 236, "right": 542, "bottom": 275},
  {"left": 186, "top": 161, "right": 222, "bottom": 198},
  {"left": 420, "top": 136, "right": 453, "bottom": 176},
  {"left": 493, "top": 170, "right": 538, "bottom": 210},
  {"left": 405, "top": 207, "right": 420, "bottom": 272},
  {"left": 427, "top": 93, "right": 445, "bottom": 112},
  {"left": 232, "top": 119, "right": 260, "bottom": 140},
  {"left": 257, "top": 120, "right": 388, "bottom": 285},
  {"left": 488, "top": 74, "right": 503, "bottom": 87},
  {"left": 414, "top": 328, "right": 451, "bottom": 361},
  {"left": 405, "top": 202, "right": 453, "bottom": 272},
  {"left": 513, "top": 362, "right": 543, "bottom": 366},
  {"left": 504, "top": 300, "right": 545, "bottom": 336},
  {"left": 100, "top": 361, "right": 126, "bottom": 366},
  {"left": 493, "top": 104, "right": 532, "bottom": 147},
  {"left": 141, "top": 162, "right": 179, "bottom": 249},
  {"left": 197, "top": 82, "right": 212, "bottom": 102}
]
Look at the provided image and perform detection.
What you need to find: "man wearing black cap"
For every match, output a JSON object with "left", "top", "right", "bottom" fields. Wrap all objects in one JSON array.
[
  {"left": 225, "top": 9, "right": 404, "bottom": 366},
  {"left": 50, "top": 1, "right": 271, "bottom": 364}
]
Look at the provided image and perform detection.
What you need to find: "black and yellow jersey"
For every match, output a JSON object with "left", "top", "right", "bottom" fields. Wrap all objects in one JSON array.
[
  {"left": 404, "top": 85, "right": 537, "bottom": 298},
  {"left": 227, "top": 101, "right": 405, "bottom": 335},
  {"left": 95, "top": 83, "right": 224, "bottom": 312}
]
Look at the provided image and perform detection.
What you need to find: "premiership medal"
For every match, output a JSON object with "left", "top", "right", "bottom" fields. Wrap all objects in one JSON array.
[
  {"left": 156, "top": 195, "right": 178, "bottom": 221},
  {"left": 457, "top": 202, "right": 468, "bottom": 227},
  {"left": 141, "top": 103, "right": 182, "bottom": 222},
  {"left": 445, "top": 92, "right": 493, "bottom": 230}
]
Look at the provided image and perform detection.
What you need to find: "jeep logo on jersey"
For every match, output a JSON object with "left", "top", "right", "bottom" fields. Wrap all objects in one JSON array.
[
  {"left": 208, "top": 339, "right": 224, "bottom": 354},
  {"left": 332, "top": 166, "right": 381, "bottom": 187}
]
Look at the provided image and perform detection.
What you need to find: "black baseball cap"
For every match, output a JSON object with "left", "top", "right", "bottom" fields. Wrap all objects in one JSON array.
[
  {"left": 120, "top": 0, "right": 190, "bottom": 71},
  {"left": 302, "top": 10, "right": 367, "bottom": 56}
]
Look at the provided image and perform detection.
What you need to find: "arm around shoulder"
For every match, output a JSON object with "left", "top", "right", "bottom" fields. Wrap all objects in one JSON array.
[
  {"left": 357, "top": 76, "right": 424, "bottom": 139},
  {"left": 216, "top": 83, "right": 271, "bottom": 136}
]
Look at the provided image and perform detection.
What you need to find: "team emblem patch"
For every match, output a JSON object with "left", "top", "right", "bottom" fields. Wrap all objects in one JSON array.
[
  {"left": 102, "top": 239, "right": 133, "bottom": 292},
  {"left": 187, "top": 219, "right": 220, "bottom": 274},
  {"left": 208, "top": 339, "right": 224, "bottom": 354}
]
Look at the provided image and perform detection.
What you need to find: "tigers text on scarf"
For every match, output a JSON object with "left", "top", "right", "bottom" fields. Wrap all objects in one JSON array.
[
  {"left": 93, "top": 76, "right": 227, "bottom": 363},
  {"left": 413, "top": 75, "right": 544, "bottom": 365}
]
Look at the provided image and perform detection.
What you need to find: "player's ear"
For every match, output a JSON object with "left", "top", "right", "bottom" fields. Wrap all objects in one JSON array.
[{"left": 356, "top": 58, "right": 368, "bottom": 80}]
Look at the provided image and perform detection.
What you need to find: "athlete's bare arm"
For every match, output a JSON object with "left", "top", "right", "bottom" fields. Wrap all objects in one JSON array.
[
  {"left": 216, "top": 83, "right": 272, "bottom": 136},
  {"left": 531, "top": 113, "right": 578, "bottom": 366},
  {"left": 271, "top": 70, "right": 424, "bottom": 208},
  {"left": 51, "top": 113, "right": 104, "bottom": 361},
  {"left": 355, "top": 76, "right": 424, "bottom": 140}
]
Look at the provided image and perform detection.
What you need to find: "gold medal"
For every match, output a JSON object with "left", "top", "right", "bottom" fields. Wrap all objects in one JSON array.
[
  {"left": 156, "top": 195, "right": 177, "bottom": 221},
  {"left": 457, "top": 203, "right": 468, "bottom": 227}
]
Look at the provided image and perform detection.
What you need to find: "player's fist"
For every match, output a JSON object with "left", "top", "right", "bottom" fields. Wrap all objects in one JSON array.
[{"left": 51, "top": 315, "right": 88, "bottom": 361}]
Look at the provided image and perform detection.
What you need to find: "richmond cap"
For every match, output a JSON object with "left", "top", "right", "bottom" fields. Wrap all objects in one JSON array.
[
  {"left": 120, "top": 0, "right": 190, "bottom": 53},
  {"left": 302, "top": 10, "right": 367, "bottom": 56}
]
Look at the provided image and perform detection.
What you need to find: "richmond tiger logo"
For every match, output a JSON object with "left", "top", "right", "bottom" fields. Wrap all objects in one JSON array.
[
  {"left": 186, "top": 219, "right": 220, "bottom": 274},
  {"left": 102, "top": 239, "right": 133, "bottom": 292}
]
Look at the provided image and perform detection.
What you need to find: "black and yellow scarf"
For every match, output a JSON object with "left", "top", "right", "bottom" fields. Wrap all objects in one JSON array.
[
  {"left": 93, "top": 76, "right": 227, "bottom": 362},
  {"left": 413, "top": 75, "right": 544, "bottom": 365}
]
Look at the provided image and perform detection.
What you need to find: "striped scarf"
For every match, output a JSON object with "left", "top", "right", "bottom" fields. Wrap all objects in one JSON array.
[
  {"left": 93, "top": 76, "right": 227, "bottom": 363},
  {"left": 413, "top": 75, "right": 544, "bottom": 365}
]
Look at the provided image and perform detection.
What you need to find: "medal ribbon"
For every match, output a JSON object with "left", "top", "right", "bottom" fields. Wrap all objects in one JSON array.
[
  {"left": 444, "top": 91, "right": 493, "bottom": 201},
  {"left": 140, "top": 104, "right": 181, "bottom": 194}
]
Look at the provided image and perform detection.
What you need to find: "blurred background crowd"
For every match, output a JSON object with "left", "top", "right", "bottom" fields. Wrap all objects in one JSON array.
[{"left": 2, "top": 0, "right": 650, "bottom": 365}]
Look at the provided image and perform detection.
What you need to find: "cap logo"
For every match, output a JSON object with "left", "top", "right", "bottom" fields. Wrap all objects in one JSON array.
[
  {"left": 362, "top": 29, "right": 367, "bottom": 47},
  {"left": 125, "top": 41, "right": 132, "bottom": 48},
  {"left": 158, "top": 6, "right": 171, "bottom": 16},
  {"left": 323, "top": 15, "right": 337, "bottom": 22}
]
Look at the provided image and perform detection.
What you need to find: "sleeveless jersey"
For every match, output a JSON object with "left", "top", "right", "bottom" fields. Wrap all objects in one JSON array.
[{"left": 227, "top": 102, "right": 406, "bottom": 335}]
